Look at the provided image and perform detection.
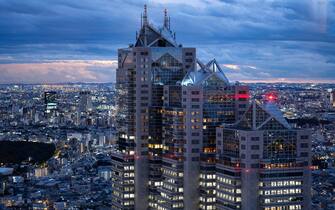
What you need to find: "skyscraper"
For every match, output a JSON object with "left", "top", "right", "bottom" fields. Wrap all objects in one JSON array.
[
  {"left": 329, "top": 89, "right": 335, "bottom": 108},
  {"left": 113, "top": 5, "right": 195, "bottom": 209},
  {"left": 79, "top": 91, "right": 93, "bottom": 113},
  {"left": 112, "top": 5, "right": 311, "bottom": 210},
  {"left": 44, "top": 91, "right": 57, "bottom": 113}
]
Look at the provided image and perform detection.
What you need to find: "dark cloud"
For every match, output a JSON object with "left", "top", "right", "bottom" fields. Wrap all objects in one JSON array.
[{"left": 0, "top": 0, "right": 334, "bottom": 83}]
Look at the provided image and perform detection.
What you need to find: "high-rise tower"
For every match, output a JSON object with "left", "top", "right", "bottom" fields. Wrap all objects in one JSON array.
[
  {"left": 156, "top": 59, "right": 249, "bottom": 210},
  {"left": 112, "top": 5, "right": 311, "bottom": 210},
  {"left": 329, "top": 89, "right": 335, "bottom": 109},
  {"left": 44, "top": 91, "right": 57, "bottom": 113},
  {"left": 79, "top": 91, "right": 93, "bottom": 113},
  {"left": 112, "top": 5, "right": 196, "bottom": 209}
]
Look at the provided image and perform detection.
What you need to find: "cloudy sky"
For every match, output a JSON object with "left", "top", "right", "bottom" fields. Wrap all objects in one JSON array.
[{"left": 0, "top": 0, "right": 334, "bottom": 83}]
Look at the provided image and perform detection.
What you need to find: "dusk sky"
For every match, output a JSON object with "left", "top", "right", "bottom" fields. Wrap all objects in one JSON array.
[{"left": 0, "top": 0, "right": 334, "bottom": 83}]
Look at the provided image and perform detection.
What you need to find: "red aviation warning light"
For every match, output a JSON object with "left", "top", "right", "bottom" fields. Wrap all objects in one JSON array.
[{"left": 264, "top": 91, "right": 278, "bottom": 102}]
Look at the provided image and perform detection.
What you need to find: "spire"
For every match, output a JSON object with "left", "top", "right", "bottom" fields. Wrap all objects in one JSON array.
[
  {"left": 143, "top": 4, "right": 148, "bottom": 26},
  {"left": 164, "top": 8, "right": 169, "bottom": 29},
  {"left": 169, "top": 16, "right": 171, "bottom": 29},
  {"left": 140, "top": 13, "right": 143, "bottom": 27}
]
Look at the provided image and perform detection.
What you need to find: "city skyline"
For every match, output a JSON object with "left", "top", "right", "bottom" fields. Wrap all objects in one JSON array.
[
  {"left": 0, "top": 0, "right": 335, "bottom": 84},
  {"left": 0, "top": 3, "right": 333, "bottom": 210}
]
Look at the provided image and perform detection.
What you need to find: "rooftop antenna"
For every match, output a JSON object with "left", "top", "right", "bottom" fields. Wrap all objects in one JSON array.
[
  {"left": 168, "top": 16, "right": 171, "bottom": 30},
  {"left": 143, "top": 4, "right": 148, "bottom": 26},
  {"left": 141, "top": 13, "right": 143, "bottom": 27},
  {"left": 143, "top": 4, "right": 148, "bottom": 46},
  {"left": 164, "top": 8, "right": 169, "bottom": 28}
]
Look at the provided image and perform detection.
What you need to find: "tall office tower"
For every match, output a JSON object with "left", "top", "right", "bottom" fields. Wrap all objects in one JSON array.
[
  {"left": 216, "top": 100, "right": 311, "bottom": 210},
  {"left": 329, "top": 89, "right": 335, "bottom": 108},
  {"left": 112, "top": 5, "right": 196, "bottom": 209},
  {"left": 79, "top": 91, "right": 93, "bottom": 113},
  {"left": 44, "top": 91, "right": 57, "bottom": 113},
  {"left": 156, "top": 60, "right": 249, "bottom": 210}
]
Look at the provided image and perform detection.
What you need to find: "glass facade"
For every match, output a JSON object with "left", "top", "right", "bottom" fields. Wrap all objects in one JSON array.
[{"left": 216, "top": 101, "right": 311, "bottom": 210}]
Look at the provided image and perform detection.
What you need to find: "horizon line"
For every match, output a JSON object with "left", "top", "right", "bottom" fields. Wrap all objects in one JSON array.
[{"left": 1, "top": 81, "right": 335, "bottom": 85}]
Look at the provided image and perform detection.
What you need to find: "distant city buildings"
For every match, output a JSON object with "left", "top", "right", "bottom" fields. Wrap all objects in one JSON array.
[
  {"left": 34, "top": 167, "right": 49, "bottom": 178},
  {"left": 0, "top": 84, "right": 117, "bottom": 208}
]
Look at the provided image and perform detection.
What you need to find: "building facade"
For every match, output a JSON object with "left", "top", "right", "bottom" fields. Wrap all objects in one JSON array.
[
  {"left": 216, "top": 101, "right": 311, "bottom": 210},
  {"left": 112, "top": 5, "right": 311, "bottom": 210},
  {"left": 159, "top": 60, "right": 249, "bottom": 210}
]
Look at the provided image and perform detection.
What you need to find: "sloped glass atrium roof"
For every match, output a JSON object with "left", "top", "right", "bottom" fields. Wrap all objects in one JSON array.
[
  {"left": 226, "top": 100, "right": 291, "bottom": 130},
  {"left": 263, "top": 102, "right": 291, "bottom": 129},
  {"left": 181, "top": 59, "right": 230, "bottom": 86}
]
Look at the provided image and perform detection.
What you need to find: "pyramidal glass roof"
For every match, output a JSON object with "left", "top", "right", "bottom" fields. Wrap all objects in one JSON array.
[
  {"left": 225, "top": 100, "right": 291, "bottom": 130},
  {"left": 135, "top": 23, "right": 177, "bottom": 47},
  {"left": 158, "top": 27, "right": 177, "bottom": 46},
  {"left": 263, "top": 102, "right": 291, "bottom": 129},
  {"left": 206, "top": 59, "right": 230, "bottom": 84},
  {"left": 181, "top": 59, "right": 230, "bottom": 86}
]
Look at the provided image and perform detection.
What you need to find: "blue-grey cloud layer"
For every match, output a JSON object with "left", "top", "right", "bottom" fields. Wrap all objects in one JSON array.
[{"left": 0, "top": 0, "right": 334, "bottom": 83}]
